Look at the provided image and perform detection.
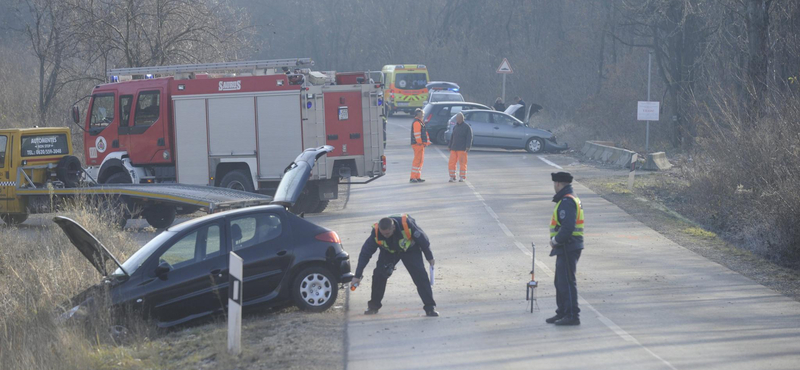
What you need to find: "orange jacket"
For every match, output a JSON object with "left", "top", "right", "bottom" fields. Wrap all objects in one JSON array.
[{"left": 411, "top": 119, "right": 429, "bottom": 145}]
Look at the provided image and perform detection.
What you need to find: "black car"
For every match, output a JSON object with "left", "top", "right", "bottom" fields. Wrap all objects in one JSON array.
[
  {"left": 422, "top": 101, "right": 490, "bottom": 144},
  {"left": 56, "top": 146, "right": 353, "bottom": 328}
]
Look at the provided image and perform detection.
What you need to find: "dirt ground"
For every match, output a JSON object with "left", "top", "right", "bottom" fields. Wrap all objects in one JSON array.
[{"left": 573, "top": 159, "right": 800, "bottom": 302}]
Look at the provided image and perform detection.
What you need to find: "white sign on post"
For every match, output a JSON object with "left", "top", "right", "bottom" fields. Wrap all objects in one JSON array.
[
  {"left": 637, "top": 101, "right": 660, "bottom": 121},
  {"left": 496, "top": 58, "right": 513, "bottom": 74},
  {"left": 228, "top": 252, "right": 243, "bottom": 354}
]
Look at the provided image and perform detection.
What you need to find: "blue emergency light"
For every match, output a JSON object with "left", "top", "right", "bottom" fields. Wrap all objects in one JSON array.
[
  {"left": 307, "top": 101, "right": 313, "bottom": 109},
  {"left": 378, "top": 98, "right": 383, "bottom": 106},
  {"left": 145, "top": 74, "right": 154, "bottom": 79},
  {"left": 110, "top": 76, "right": 119, "bottom": 82}
]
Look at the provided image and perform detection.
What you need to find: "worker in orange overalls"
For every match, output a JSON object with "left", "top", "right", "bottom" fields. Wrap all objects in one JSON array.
[
  {"left": 448, "top": 112, "right": 473, "bottom": 182},
  {"left": 410, "top": 108, "right": 429, "bottom": 183}
]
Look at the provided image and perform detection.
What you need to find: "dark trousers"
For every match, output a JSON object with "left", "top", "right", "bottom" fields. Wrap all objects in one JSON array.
[
  {"left": 368, "top": 247, "right": 436, "bottom": 311},
  {"left": 554, "top": 249, "right": 581, "bottom": 318}
]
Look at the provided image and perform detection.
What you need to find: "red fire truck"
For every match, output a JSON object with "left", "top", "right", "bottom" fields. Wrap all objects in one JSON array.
[{"left": 74, "top": 59, "right": 386, "bottom": 214}]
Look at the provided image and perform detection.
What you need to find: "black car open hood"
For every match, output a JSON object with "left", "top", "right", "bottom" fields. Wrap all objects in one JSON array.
[
  {"left": 53, "top": 216, "right": 128, "bottom": 277},
  {"left": 271, "top": 145, "right": 334, "bottom": 207}
]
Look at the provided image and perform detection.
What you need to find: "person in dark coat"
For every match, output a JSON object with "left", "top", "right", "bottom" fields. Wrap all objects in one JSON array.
[
  {"left": 493, "top": 97, "right": 506, "bottom": 111},
  {"left": 352, "top": 214, "right": 438, "bottom": 317},
  {"left": 448, "top": 112, "right": 473, "bottom": 182},
  {"left": 513, "top": 96, "right": 527, "bottom": 121},
  {"left": 547, "top": 172, "right": 584, "bottom": 326}
]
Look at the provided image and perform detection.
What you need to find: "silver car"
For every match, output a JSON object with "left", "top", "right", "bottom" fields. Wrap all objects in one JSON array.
[{"left": 444, "top": 109, "right": 567, "bottom": 153}]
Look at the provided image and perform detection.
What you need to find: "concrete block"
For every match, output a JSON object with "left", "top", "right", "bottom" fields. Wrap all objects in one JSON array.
[
  {"left": 607, "top": 149, "right": 622, "bottom": 163},
  {"left": 600, "top": 148, "right": 614, "bottom": 162},
  {"left": 584, "top": 145, "right": 599, "bottom": 159},
  {"left": 615, "top": 151, "right": 634, "bottom": 167},
  {"left": 581, "top": 142, "right": 593, "bottom": 155},
  {"left": 642, "top": 152, "right": 673, "bottom": 171}
]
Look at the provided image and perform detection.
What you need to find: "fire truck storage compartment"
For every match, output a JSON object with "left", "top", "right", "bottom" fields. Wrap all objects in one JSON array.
[
  {"left": 173, "top": 98, "right": 209, "bottom": 185},
  {"left": 324, "top": 91, "right": 364, "bottom": 157},
  {"left": 173, "top": 92, "right": 302, "bottom": 188}
]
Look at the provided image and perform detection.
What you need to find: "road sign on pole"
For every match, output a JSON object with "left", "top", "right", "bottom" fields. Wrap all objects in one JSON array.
[
  {"left": 497, "top": 58, "right": 513, "bottom": 103},
  {"left": 228, "top": 252, "right": 243, "bottom": 354}
]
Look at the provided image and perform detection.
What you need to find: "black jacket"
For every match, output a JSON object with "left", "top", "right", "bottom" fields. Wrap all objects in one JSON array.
[
  {"left": 448, "top": 122, "right": 473, "bottom": 151},
  {"left": 514, "top": 100, "right": 527, "bottom": 121},
  {"left": 549, "top": 185, "right": 584, "bottom": 256},
  {"left": 355, "top": 215, "right": 433, "bottom": 278},
  {"left": 493, "top": 102, "right": 506, "bottom": 111}
]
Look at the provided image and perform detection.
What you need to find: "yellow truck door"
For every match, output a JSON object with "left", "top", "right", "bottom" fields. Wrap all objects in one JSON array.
[{"left": 0, "top": 134, "right": 10, "bottom": 212}]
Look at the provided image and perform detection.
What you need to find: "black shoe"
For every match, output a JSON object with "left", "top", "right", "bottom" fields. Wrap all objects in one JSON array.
[
  {"left": 364, "top": 308, "right": 379, "bottom": 315},
  {"left": 546, "top": 314, "right": 564, "bottom": 324},
  {"left": 409, "top": 179, "right": 418, "bottom": 183},
  {"left": 425, "top": 309, "right": 439, "bottom": 317},
  {"left": 554, "top": 316, "right": 580, "bottom": 326},
  {"left": 417, "top": 178, "right": 426, "bottom": 183}
]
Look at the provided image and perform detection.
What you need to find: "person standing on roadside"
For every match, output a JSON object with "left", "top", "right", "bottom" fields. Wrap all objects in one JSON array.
[
  {"left": 493, "top": 97, "right": 506, "bottom": 111},
  {"left": 547, "top": 172, "right": 584, "bottom": 326},
  {"left": 513, "top": 96, "right": 527, "bottom": 121},
  {"left": 410, "top": 108, "right": 429, "bottom": 183},
  {"left": 448, "top": 112, "right": 473, "bottom": 182}
]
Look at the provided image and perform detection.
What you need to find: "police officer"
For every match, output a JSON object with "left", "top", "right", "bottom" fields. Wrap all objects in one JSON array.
[
  {"left": 547, "top": 172, "right": 584, "bottom": 326},
  {"left": 351, "top": 214, "right": 439, "bottom": 317}
]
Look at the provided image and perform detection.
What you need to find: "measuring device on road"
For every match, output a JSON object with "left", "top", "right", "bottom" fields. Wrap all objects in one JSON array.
[{"left": 526, "top": 242, "right": 540, "bottom": 313}]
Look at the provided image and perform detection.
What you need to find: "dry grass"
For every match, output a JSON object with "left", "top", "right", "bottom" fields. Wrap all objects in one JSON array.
[{"left": 0, "top": 199, "right": 155, "bottom": 370}]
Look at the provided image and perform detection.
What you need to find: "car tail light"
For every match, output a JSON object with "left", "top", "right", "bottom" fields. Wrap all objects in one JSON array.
[
  {"left": 424, "top": 114, "right": 432, "bottom": 123},
  {"left": 315, "top": 231, "right": 341, "bottom": 244},
  {"left": 381, "top": 155, "right": 386, "bottom": 173}
]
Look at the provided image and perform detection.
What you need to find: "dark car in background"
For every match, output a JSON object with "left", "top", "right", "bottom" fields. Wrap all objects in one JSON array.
[
  {"left": 422, "top": 102, "right": 490, "bottom": 144},
  {"left": 57, "top": 146, "right": 353, "bottom": 328},
  {"left": 444, "top": 109, "right": 567, "bottom": 153}
]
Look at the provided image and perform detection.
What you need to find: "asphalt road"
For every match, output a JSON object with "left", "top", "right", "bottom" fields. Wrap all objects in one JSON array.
[{"left": 304, "top": 116, "right": 800, "bottom": 370}]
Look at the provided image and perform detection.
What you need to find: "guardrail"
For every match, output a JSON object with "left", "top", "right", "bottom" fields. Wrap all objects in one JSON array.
[{"left": 580, "top": 141, "right": 637, "bottom": 168}]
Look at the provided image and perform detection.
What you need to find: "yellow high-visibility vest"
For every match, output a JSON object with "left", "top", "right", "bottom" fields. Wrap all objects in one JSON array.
[
  {"left": 374, "top": 214, "right": 413, "bottom": 253},
  {"left": 550, "top": 194, "right": 584, "bottom": 237}
]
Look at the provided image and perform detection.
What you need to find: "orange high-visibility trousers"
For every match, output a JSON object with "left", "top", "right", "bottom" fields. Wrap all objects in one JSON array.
[
  {"left": 448, "top": 150, "right": 468, "bottom": 179},
  {"left": 411, "top": 144, "right": 425, "bottom": 179}
]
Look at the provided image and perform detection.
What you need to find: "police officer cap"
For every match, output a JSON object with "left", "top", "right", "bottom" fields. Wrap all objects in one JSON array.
[{"left": 551, "top": 172, "right": 573, "bottom": 183}]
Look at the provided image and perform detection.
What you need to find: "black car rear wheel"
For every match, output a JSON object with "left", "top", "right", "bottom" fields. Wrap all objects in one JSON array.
[
  {"left": 435, "top": 129, "right": 446, "bottom": 145},
  {"left": 526, "top": 138, "right": 545, "bottom": 153},
  {"left": 292, "top": 266, "right": 338, "bottom": 312}
]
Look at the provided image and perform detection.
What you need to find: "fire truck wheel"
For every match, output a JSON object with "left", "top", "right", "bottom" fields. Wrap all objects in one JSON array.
[
  {"left": 290, "top": 184, "right": 319, "bottom": 214},
  {"left": 220, "top": 170, "right": 255, "bottom": 192},
  {"left": 1, "top": 214, "right": 28, "bottom": 225},
  {"left": 143, "top": 204, "right": 176, "bottom": 229},
  {"left": 105, "top": 172, "right": 132, "bottom": 184},
  {"left": 56, "top": 155, "right": 82, "bottom": 188},
  {"left": 309, "top": 200, "right": 329, "bottom": 214}
]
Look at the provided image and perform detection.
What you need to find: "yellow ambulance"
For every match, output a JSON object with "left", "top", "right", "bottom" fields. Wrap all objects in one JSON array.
[{"left": 381, "top": 64, "right": 429, "bottom": 116}]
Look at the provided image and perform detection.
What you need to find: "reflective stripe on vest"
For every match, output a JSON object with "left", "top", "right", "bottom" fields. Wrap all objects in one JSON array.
[
  {"left": 550, "top": 194, "right": 584, "bottom": 237},
  {"left": 374, "top": 214, "right": 413, "bottom": 253}
]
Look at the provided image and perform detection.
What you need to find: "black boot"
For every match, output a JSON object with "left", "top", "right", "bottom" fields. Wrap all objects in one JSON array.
[
  {"left": 364, "top": 308, "right": 379, "bottom": 315},
  {"left": 546, "top": 314, "right": 564, "bottom": 324},
  {"left": 554, "top": 316, "right": 580, "bottom": 326},
  {"left": 425, "top": 308, "right": 439, "bottom": 317}
]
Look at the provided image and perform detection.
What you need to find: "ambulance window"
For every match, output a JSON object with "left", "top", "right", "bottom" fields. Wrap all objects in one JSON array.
[
  {"left": 120, "top": 95, "right": 133, "bottom": 127},
  {"left": 89, "top": 94, "right": 115, "bottom": 132},
  {"left": 134, "top": 91, "right": 160, "bottom": 127},
  {"left": 0, "top": 136, "right": 6, "bottom": 168}
]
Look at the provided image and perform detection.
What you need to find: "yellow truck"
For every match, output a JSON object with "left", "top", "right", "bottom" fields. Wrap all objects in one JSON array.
[
  {"left": 381, "top": 64, "right": 430, "bottom": 116},
  {"left": 0, "top": 127, "right": 271, "bottom": 228}
]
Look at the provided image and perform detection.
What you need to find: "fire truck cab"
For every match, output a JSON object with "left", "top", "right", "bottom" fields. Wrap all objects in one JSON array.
[{"left": 76, "top": 59, "right": 385, "bottom": 214}]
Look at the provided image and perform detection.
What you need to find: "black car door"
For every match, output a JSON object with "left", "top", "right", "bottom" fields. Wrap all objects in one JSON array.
[
  {"left": 141, "top": 221, "right": 228, "bottom": 325},
  {"left": 228, "top": 211, "right": 293, "bottom": 305}
]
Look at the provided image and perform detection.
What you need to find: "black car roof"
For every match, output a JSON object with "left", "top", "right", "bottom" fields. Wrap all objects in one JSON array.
[{"left": 167, "top": 204, "right": 287, "bottom": 233}]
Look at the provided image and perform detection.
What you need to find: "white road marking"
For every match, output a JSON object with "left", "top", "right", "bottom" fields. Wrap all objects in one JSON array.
[
  {"left": 434, "top": 147, "right": 677, "bottom": 370},
  {"left": 537, "top": 155, "right": 563, "bottom": 169}
]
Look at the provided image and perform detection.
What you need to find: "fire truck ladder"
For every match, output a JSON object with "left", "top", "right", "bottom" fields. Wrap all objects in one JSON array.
[{"left": 107, "top": 58, "right": 314, "bottom": 81}]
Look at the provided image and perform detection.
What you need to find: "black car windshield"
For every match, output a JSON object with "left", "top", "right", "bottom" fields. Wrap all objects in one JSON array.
[
  {"left": 113, "top": 230, "right": 177, "bottom": 276},
  {"left": 395, "top": 73, "right": 427, "bottom": 90}
]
